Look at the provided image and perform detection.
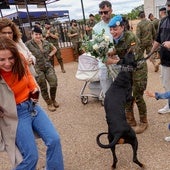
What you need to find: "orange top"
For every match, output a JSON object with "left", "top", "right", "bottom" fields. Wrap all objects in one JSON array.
[{"left": 0, "top": 61, "right": 37, "bottom": 104}]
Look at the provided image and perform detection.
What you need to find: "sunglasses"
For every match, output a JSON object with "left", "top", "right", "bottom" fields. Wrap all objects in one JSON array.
[{"left": 98, "top": 10, "right": 110, "bottom": 15}]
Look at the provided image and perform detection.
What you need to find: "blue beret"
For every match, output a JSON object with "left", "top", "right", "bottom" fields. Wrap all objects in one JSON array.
[{"left": 108, "top": 15, "right": 123, "bottom": 27}]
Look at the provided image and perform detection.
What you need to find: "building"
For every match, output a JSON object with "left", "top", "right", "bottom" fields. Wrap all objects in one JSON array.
[{"left": 144, "top": 0, "right": 166, "bottom": 19}]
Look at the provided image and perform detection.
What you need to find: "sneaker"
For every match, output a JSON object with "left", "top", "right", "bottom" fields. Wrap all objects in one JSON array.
[
  {"left": 47, "top": 104, "right": 56, "bottom": 112},
  {"left": 165, "top": 136, "right": 170, "bottom": 142},
  {"left": 158, "top": 104, "right": 170, "bottom": 114}
]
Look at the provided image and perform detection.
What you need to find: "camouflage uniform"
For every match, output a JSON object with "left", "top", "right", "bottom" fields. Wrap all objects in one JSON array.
[
  {"left": 151, "top": 18, "right": 161, "bottom": 71},
  {"left": 25, "top": 39, "right": 58, "bottom": 105},
  {"left": 68, "top": 26, "right": 82, "bottom": 61},
  {"left": 113, "top": 31, "right": 148, "bottom": 127},
  {"left": 43, "top": 27, "right": 65, "bottom": 72},
  {"left": 136, "top": 18, "right": 156, "bottom": 55},
  {"left": 136, "top": 18, "right": 158, "bottom": 71},
  {"left": 86, "top": 19, "right": 96, "bottom": 39},
  {"left": 151, "top": 18, "right": 160, "bottom": 32}
]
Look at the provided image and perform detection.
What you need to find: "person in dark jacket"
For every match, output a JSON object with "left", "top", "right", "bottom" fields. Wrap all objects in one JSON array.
[{"left": 150, "top": 0, "right": 170, "bottom": 114}]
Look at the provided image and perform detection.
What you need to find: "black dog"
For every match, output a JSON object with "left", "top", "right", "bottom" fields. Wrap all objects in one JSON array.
[{"left": 96, "top": 53, "right": 145, "bottom": 169}]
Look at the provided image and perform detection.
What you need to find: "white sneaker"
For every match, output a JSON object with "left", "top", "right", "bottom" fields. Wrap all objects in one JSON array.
[
  {"left": 158, "top": 104, "right": 170, "bottom": 114},
  {"left": 165, "top": 136, "right": 170, "bottom": 142}
]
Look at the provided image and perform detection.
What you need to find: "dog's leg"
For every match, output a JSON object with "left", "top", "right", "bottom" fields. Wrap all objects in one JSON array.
[
  {"left": 130, "top": 135, "right": 145, "bottom": 168},
  {"left": 108, "top": 134, "right": 118, "bottom": 169},
  {"left": 110, "top": 146, "right": 117, "bottom": 169}
]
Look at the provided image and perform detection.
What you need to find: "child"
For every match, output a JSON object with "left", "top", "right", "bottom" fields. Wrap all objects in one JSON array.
[{"left": 145, "top": 90, "right": 170, "bottom": 141}]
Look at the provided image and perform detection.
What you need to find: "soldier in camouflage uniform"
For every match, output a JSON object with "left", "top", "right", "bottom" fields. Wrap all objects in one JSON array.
[
  {"left": 85, "top": 14, "right": 96, "bottom": 39},
  {"left": 106, "top": 15, "right": 148, "bottom": 134},
  {"left": 43, "top": 21, "right": 66, "bottom": 73},
  {"left": 67, "top": 19, "right": 82, "bottom": 61},
  {"left": 25, "top": 26, "right": 59, "bottom": 112},
  {"left": 148, "top": 13, "right": 161, "bottom": 72},
  {"left": 136, "top": 11, "right": 157, "bottom": 72},
  {"left": 148, "top": 13, "right": 159, "bottom": 32}
]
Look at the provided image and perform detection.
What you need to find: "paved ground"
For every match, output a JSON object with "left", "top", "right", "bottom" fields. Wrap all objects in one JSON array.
[{"left": 0, "top": 60, "right": 170, "bottom": 170}]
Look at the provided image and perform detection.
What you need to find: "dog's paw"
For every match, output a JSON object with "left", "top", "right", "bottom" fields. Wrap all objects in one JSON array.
[{"left": 140, "top": 163, "right": 146, "bottom": 170}]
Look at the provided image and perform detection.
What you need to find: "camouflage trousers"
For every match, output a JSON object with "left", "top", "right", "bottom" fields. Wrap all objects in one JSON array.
[
  {"left": 140, "top": 44, "right": 151, "bottom": 55},
  {"left": 35, "top": 66, "right": 58, "bottom": 105},
  {"left": 126, "top": 63, "right": 148, "bottom": 117},
  {"left": 72, "top": 41, "right": 82, "bottom": 60}
]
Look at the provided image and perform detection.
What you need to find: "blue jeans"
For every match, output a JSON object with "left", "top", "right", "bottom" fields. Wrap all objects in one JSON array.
[{"left": 15, "top": 100, "right": 64, "bottom": 170}]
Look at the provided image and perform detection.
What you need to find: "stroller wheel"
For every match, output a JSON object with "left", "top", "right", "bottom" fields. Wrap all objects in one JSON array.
[{"left": 81, "top": 96, "right": 88, "bottom": 104}]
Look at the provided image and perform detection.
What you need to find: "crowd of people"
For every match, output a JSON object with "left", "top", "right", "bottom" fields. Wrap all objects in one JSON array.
[{"left": 0, "top": 0, "right": 170, "bottom": 169}]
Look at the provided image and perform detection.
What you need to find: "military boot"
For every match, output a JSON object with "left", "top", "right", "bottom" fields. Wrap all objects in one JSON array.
[
  {"left": 52, "top": 100, "right": 59, "bottom": 108},
  {"left": 59, "top": 61, "right": 66, "bottom": 73},
  {"left": 47, "top": 104, "right": 56, "bottom": 112},
  {"left": 133, "top": 116, "right": 148, "bottom": 134},
  {"left": 46, "top": 99, "right": 56, "bottom": 112},
  {"left": 125, "top": 112, "right": 137, "bottom": 127}
]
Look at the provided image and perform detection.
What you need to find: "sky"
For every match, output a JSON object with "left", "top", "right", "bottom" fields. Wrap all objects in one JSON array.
[{"left": 1, "top": 0, "right": 144, "bottom": 20}]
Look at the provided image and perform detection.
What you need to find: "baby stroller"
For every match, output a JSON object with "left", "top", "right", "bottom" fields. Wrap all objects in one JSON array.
[{"left": 75, "top": 53, "right": 104, "bottom": 105}]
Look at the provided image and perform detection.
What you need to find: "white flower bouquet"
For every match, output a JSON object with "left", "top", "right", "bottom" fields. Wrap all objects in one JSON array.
[{"left": 81, "top": 29, "right": 114, "bottom": 62}]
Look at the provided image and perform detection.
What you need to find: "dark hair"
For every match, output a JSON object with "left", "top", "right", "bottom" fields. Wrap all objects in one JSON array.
[
  {"left": 122, "top": 17, "right": 130, "bottom": 31},
  {"left": 0, "top": 17, "right": 22, "bottom": 43},
  {"left": 159, "top": 7, "right": 166, "bottom": 12},
  {"left": 35, "top": 21, "right": 41, "bottom": 25},
  {"left": 148, "top": 13, "right": 153, "bottom": 19},
  {"left": 70, "top": 19, "right": 77, "bottom": 26},
  {"left": 0, "top": 36, "right": 25, "bottom": 80},
  {"left": 89, "top": 14, "right": 94, "bottom": 17},
  {"left": 99, "top": 0, "right": 112, "bottom": 9},
  {"left": 45, "top": 20, "right": 51, "bottom": 25},
  {"left": 138, "top": 11, "right": 145, "bottom": 18},
  {"left": 32, "top": 26, "right": 42, "bottom": 34}
]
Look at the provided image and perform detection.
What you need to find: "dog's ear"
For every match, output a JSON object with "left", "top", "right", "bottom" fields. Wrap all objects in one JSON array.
[{"left": 123, "top": 52, "right": 135, "bottom": 66}]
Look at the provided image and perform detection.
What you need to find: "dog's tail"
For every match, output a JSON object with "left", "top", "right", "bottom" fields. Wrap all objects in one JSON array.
[{"left": 96, "top": 132, "right": 121, "bottom": 149}]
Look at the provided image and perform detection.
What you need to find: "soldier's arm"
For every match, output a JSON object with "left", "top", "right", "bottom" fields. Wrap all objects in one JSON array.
[
  {"left": 151, "top": 23, "right": 156, "bottom": 40},
  {"left": 49, "top": 43, "right": 57, "bottom": 58},
  {"left": 67, "top": 29, "right": 78, "bottom": 38},
  {"left": 49, "top": 29, "right": 59, "bottom": 39},
  {"left": 136, "top": 24, "right": 141, "bottom": 41}
]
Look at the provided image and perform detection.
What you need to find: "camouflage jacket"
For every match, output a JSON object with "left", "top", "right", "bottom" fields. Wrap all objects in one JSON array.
[
  {"left": 152, "top": 18, "right": 160, "bottom": 32},
  {"left": 42, "top": 27, "right": 59, "bottom": 48},
  {"left": 86, "top": 19, "right": 96, "bottom": 35},
  {"left": 114, "top": 31, "right": 147, "bottom": 80},
  {"left": 114, "top": 31, "right": 143, "bottom": 61},
  {"left": 136, "top": 19, "right": 156, "bottom": 45},
  {"left": 25, "top": 39, "right": 54, "bottom": 70},
  {"left": 68, "top": 26, "right": 81, "bottom": 42}
]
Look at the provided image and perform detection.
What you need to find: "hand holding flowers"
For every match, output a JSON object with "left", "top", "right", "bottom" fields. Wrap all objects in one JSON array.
[{"left": 81, "top": 29, "right": 115, "bottom": 63}]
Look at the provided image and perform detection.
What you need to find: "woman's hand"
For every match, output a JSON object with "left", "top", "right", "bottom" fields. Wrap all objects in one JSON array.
[
  {"left": 29, "top": 88, "right": 40, "bottom": 103},
  {"left": 105, "top": 55, "right": 120, "bottom": 65}
]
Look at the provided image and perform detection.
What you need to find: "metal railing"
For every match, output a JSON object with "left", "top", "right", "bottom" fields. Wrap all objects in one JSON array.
[{"left": 21, "top": 22, "right": 86, "bottom": 48}]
